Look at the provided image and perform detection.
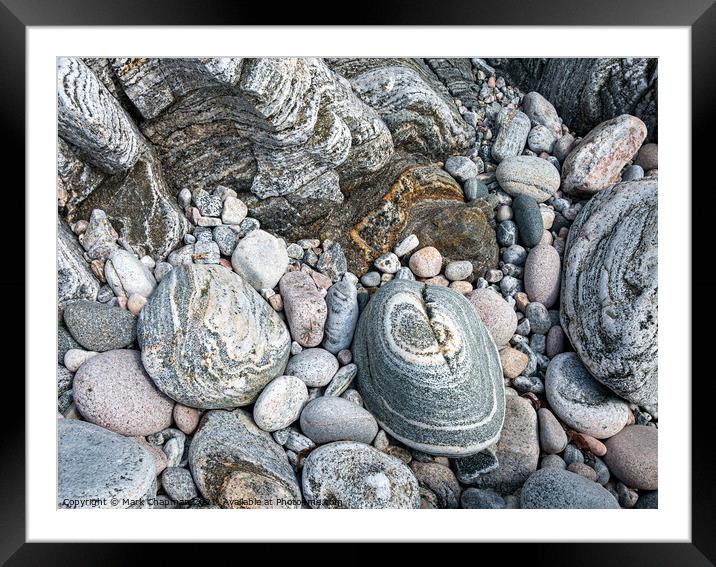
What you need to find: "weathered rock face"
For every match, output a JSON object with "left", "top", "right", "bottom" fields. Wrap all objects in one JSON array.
[
  {"left": 58, "top": 418, "right": 156, "bottom": 508},
  {"left": 74, "top": 152, "right": 189, "bottom": 261},
  {"left": 425, "top": 58, "right": 482, "bottom": 109},
  {"left": 189, "top": 409, "right": 301, "bottom": 508},
  {"left": 354, "top": 280, "right": 505, "bottom": 457},
  {"left": 487, "top": 58, "right": 658, "bottom": 141},
  {"left": 57, "top": 137, "right": 105, "bottom": 214},
  {"left": 561, "top": 115, "right": 647, "bottom": 196},
  {"left": 301, "top": 441, "right": 420, "bottom": 509},
  {"left": 328, "top": 58, "right": 473, "bottom": 159},
  {"left": 138, "top": 264, "right": 291, "bottom": 409},
  {"left": 561, "top": 179, "right": 658, "bottom": 413},
  {"left": 321, "top": 154, "right": 485, "bottom": 274},
  {"left": 57, "top": 57, "right": 143, "bottom": 174},
  {"left": 57, "top": 218, "right": 99, "bottom": 305}
]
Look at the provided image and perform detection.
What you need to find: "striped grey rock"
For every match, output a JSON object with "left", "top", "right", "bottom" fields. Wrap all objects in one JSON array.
[
  {"left": 561, "top": 115, "right": 647, "bottom": 196},
  {"left": 301, "top": 441, "right": 420, "bottom": 509},
  {"left": 80, "top": 209, "right": 119, "bottom": 261},
  {"left": 492, "top": 109, "right": 531, "bottom": 163},
  {"left": 324, "top": 363, "right": 358, "bottom": 397},
  {"left": 426, "top": 58, "right": 482, "bottom": 109},
  {"left": 57, "top": 137, "right": 105, "bottom": 211},
  {"left": 58, "top": 418, "right": 156, "bottom": 508},
  {"left": 322, "top": 279, "right": 359, "bottom": 354},
  {"left": 57, "top": 57, "right": 143, "bottom": 174},
  {"left": 74, "top": 152, "right": 190, "bottom": 260},
  {"left": 328, "top": 58, "right": 473, "bottom": 159},
  {"left": 354, "top": 280, "right": 505, "bottom": 457},
  {"left": 104, "top": 249, "right": 157, "bottom": 299},
  {"left": 300, "top": 396, "right": 379, "bottom": 445},
  {"left": 496, "top": 155, "right": 561, "bottom": 203},
  {"left": 280, "top": 271, "right": 328, "bottom": 348},
  {"left": 189, "top": 409, "right": 301, "bottom": 508},
  {"left": 138, "top": 264, "right": 290, "bottom": 409},
  {"left": 63, "top": 300, "right": 137, "bottom": 352},
  {"left": 487, "top": 58, "right": 658, "bottom": 142},
  {"left": 521, "top": 468, "right": 619, "bottom": 509},
  {"left": 58, "top": 218, "right": 99, "bottom": 305},
  {"left": 561, "top": 179, "right": 657, "bottom": 412},
  {"left": 546, "top": 353, "right": 630, "bottom": 439}
]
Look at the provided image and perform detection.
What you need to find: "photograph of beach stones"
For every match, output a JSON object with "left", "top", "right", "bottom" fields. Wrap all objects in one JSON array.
[{"left": 57, "top": 57, "right": 658, "bottom": 510}]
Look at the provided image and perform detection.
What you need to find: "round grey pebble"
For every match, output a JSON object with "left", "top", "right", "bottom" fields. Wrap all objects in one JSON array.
[
  {"left": 502, "top": 244, "right": 527, "bottom": 266},
  {"left": 460, "top": 487, "right": 506, "bottom": 509},
  {"left": 540, "top": 454, "right": 567, "bottom": 470},
  {"left": 497, "top": 220, "right": 518, "bottom": 247},
  {"left": 285, "top": 348, "right": 339, "bottom": 388},
  {"left": 253, "top": 375, "right": 308, "bottom": 432},
  {"left": 360, "top": 271, "right": 381, "bottom": 287},
  {"left": 525, "top": 301, "right": 552, "bottom": 334},
  {"left": 538, "top": 408, "right": 567, "bottom": 454},
  {"left": 521, "top": 468, "right": 619, "bottom": 509},
  {"left": 161, "top": 467, "right": 198, "bottom": 502},
  {"left": 64, "top": 300, "right": 137, "bottom": 352},
  {"left": 300, "top": 396, "right": 378, "bottom": 444},
  {"left": 444, "top": 260, "right": 473, "bottom": 281}
]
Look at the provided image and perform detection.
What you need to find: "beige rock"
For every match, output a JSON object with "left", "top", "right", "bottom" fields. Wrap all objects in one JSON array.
[
  {"left": 500, "top": 347, "right": 529, "bottom": 379},
  {"left": 409, "top": 246, "right": 443, "bottom": 278}
]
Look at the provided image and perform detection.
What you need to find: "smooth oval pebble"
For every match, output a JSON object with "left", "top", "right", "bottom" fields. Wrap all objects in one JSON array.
[
  {"left": 537, "top": 407, "right": 568, "bottom": 454},
  {"left": 524, "top": 244, "right": 561, "bottom": 308},
  {"left": 138, "top": 264, "right": 290, "bottom": 409},
  {"left": 512, "top": 194, "right": 544, "bottom": 249},
  {"left": 300, "top": 396, "right": 378, "bottom": 444},
  {"left": 444, "top": 260, "right": 473, "bottom": 281},
  {"left": 279, "top": 271, "right": 328, "bottom": 348},
  {"left": 230, "top": 229, "right": 289, "bottom": 290},
  {"left": 104, "top": 249, "right": 157, "bottom": 299},
  {"left": 58, "top": 418, "right": 156, "bottom": 508},
  {"left": 322, "top": 279, "right": 359, "bottom": 354},
  {"left": 561, "top": 179, "right": 657, "bottom": 412},
  {"left": 521, "top": 468, "right": 619, "bottom": 509},
  {"left": 301, "top": 441, "right": 420, "bottom": 509},
  {"left": 495, "top": 155, "right": 561, "bottom": 203},
  {"left": 467, "top": 288, "right": 518, "bottom": 348},
  {"left": 354, "top": 280, "right": 505, "bottom": 457},
  {"left": 73, "top": 349, "right": 174, "bottom": 436},
  {"left": 545, "top": 353, "right": 630, "bottom": 439},
  {"left": 189, "top": 409, "right": 301, "bottom": 508},
  {"left": 603, "top": 425, "right": 658, "bottom": 490},
  {"left": 63, "top": 300, "right": 137, "bottom": 352},
  {"left": 285, "top": 348, "right": 339, "bottom": 387},
  {"left": 253, "top": 375, "right": 308, "bottom": 432},
  {"left": 409, "top": 246, "right": 443, "bottom": 278},
  {"left": 173, "top": 404, "right": 200, "bottom": 435}
]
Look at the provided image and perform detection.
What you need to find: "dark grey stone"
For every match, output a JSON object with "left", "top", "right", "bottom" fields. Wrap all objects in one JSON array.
[
  {"left": 64, "top": 300, "right": 137, "bottom": 352},
  {"left": 513, "top": 194, "right": 544, "bottom": 248},
  {"left": 521, "top": 468, "right": 620, "bottom": 509}
]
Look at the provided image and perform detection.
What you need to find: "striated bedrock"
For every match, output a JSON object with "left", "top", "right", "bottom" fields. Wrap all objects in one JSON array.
[
  {"left": 425, "top": 58, "right": 482, "bottom": 109},
  {"left": 189, "top": 409, "right": 301, "bottom": 508},
  {"left": 138, "top": 264, "right": 291, "bottom": 409},
  {"left": 320, "top": 153, "right": 476, "bottom": 274},
  {"left": 57, "top": 137, "right": 105, "bottom": 214},
  {"left": 353, "top": 280, "right": 505, "bottom": 457},
  {"left": 57, "top": 57, "right": 143, "bottom": 174},
  {"left": 560, "top": 178, "right": 658, "bottom": 413},
  {"left": 73, "top": 151, "right": 189, "bottom": 260},
  {"left": 328, "top": 58, "right": 474, "bottom": 159},
  {"left": 486, "top": 58, "right": 658, "bottom": 141},
  {"left": 58, "top": 218, "right": 99, "bottom": 305}
]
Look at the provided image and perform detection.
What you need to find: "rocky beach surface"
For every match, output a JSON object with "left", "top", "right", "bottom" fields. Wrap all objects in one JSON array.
[{"left": 57, "top": 57, "right": 658, "bottom": 509}]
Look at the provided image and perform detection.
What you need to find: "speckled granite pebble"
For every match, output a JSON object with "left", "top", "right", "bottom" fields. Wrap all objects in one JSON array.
[{"left": 64, "top": 300, "right": 137, "bottom": 352}]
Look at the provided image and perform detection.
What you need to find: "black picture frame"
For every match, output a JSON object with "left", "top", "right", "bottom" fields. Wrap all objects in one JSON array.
[{"left": 3, "top": 0, "right": 710, "bottom": 563}]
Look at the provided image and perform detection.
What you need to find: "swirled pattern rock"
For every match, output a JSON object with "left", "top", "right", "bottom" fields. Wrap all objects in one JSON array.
[
  {"left": 354, "top": 280, "right": 505, "bottom": 457},
  {"left": 58, "top": 218, "right": 99, "bottom": 305},
  {"left": 57, "top": 57, "right": 143, "bottom": 174},
  {"left": 189, "top": 409, "right": 301, "bottom": 508},
  {"left": 560, "top": 178, "right": 657, "bottom": 412},
  {"left": 138, "top": 264, "right": 291, "bottom": 408}
]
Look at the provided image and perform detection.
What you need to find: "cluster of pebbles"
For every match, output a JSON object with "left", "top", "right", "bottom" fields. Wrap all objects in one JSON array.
[{"left": 57, "top": 58, "right": 658, "bottom": 510}]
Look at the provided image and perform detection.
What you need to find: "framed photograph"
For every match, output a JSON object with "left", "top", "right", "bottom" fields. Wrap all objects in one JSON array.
[{"left": 4, "top": 0, "right": 709, "bottom": 562}]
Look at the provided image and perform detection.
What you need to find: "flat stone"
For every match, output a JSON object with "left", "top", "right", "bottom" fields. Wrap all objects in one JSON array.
[
  {"left": 467, "top": 288, "right": 518, "bottom": 348},
  {"left": 64, "top": 300, "right": 137, "bottom": 352},
  {"left": 231, "top": 229, "right": 289, "bottom": 290},
  {"left": 285, "top": 348, "right": 339, "bottom": 388},
  {"left": 105, "top": 249, "right": 157, "bottom": 299},
  {"left": 317, "top": 242, "right": 348, "bottom": 282},
  {"left": 324, "top": 363, "right": 358, "bottom": 397},
  {"left": 524, "top": 244, "right": 561, "bottom": 308},
  {"left": 80, "top": 209, "right": 119, "bottom": 261},
  {"left": 469, "top": 393, "right": 539, "bottom": 493},
  {"left": 189, "top": 409, "right": 301, "bottom": 508},
  {"left": 444, "top": 156, "right": 478, "bottom": 182},
  {"left": 58, "top": 218, "right": 101, "bottom": 305},
  {"left": 74, "top": 349, "right": 174, "bottom": 436},
  {"left": 253, "top": 375, "right": 308, "bottom": 432},
  {"left": 561, "top": 114, "right": 647, "bottom": 196},
  {"left": 538, "top": 408, "right": 568, "bottom": 454},
  {"left": 394, "top": 234, "right": 419, "bottom": 257},
  {"left": 279, "top": 271, "right": 328, "bottom": 348},
  {"left": 561, "top": 179, "right": 657, "bottom": 411},
  {"left": 301, "top": 441, "right": 420, "bottom": 509},
  {"left": 546, "top": 353, "right": 630, "bottom": 439},
  {"left": 354, "top": 280, "right": 505, "bottom": 457},
  {"left": 300, "top": 396, "right": 379, "bottom": 444},
  {"left": 138, "top": 264, "right": 290, "bottom": 408},
  {"left": 513, "top": 194, "right": 544, "bottom": 248},
  {"left": 322, "top": 279, "right": 359, "bottom": 354},
  {"left": 496, "top": 155, "right": 561, "bottom": 203},
  {"left": 452, "top": 447, "right": 500, "bottom": 483},
  {"left": 603, "top": 425, "right": 658, "bottom": 490},
  {"left": 58, "top": 418, "right": 156, "bottom": 508},
  {"left": 521, "top": 468, "right": 619, "bottom": 509},
  {"left": 492, "top": 109, "right": 530, "bottom": 162}
]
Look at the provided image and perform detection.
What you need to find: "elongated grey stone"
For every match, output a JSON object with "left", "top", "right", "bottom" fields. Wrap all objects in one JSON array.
[
  {"left": 300, "top": 396, "right": 379, "bottom": 444},
  {"left": 58, "top": 218, "right": 99, "bottom": 305},
  {"left": 322, "top": 279, "right": 359, "bottom": 354},
  {"left": 492, "top": 109, "right": 530, "bottom": 163},
  {"left": 301, "top": 441, "right": 420, "bottom": 509},
  {"left": 138, "top": 264, "right": 290, "bottom": 408},
  {"left": 57, "top": 57, "right": 143, "bottom": 174},
  {"left": 354, "top": 280, "right": 505, "bottom": 457},
  {"left": 561, "top": 179, "right": 657, "bottom": 413},
  {"left": 189, "top": 409, "right": 301, "bottom": 508}
]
